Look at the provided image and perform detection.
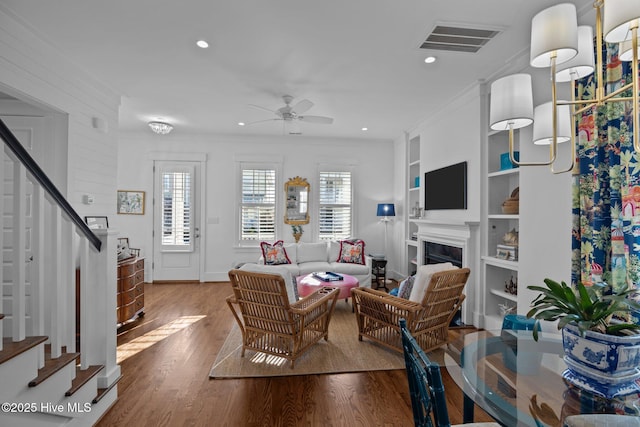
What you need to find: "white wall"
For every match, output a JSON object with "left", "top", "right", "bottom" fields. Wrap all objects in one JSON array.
[
  {"left": 411, "top": 84, "right": 483, "bottom": 225},
  {"left": 116, "top": 132, "right": 395, "bottom": 281},
  {"left": 0, "top": 6, "right": 120, "bottom": 220}
]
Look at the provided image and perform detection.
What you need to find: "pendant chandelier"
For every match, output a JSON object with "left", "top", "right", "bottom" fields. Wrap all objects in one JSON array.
[{"left": 490, "top": 1, "right": 640, "bottom": 174}]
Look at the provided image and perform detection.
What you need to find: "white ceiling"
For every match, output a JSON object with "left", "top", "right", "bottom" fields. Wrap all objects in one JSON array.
[{"left": 0, "top": 0, "right": 593, "bottom": 141}]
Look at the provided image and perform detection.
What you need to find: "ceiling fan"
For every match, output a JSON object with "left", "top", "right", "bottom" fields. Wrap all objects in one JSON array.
[{"left": 247, "top": 95, "right": 334, "bottom": 128}]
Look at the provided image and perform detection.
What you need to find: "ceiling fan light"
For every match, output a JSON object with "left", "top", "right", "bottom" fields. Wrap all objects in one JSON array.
[{"left": 148, "top": 121, "right": 173, "bottom": 134}]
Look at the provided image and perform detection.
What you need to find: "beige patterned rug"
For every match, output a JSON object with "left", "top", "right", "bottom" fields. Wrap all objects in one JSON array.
[{"left": 209, "top": 302, "right": 446, "bottom": 378}]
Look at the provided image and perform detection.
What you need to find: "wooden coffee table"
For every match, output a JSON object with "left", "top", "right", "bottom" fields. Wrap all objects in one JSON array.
[{"left": 296, "top": 273, "right": 360, "bottom": 305}]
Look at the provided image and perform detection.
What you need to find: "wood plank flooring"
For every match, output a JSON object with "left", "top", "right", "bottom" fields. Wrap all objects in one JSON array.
[{"left": 95, "top": 281, "right": 495, "bottom": 426}]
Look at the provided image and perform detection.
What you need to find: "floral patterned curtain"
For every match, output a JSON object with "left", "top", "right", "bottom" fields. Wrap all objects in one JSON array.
[{"left": 571, "top": 42, "right": 638, "bottom": 301}]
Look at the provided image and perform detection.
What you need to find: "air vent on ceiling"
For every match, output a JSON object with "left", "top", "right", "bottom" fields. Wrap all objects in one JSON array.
[{"left": 420, "top": 25, "right": 501, "bottom": 53}]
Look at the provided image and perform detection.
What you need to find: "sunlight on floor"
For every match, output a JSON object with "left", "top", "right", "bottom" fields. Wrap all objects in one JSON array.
[
  {"left": 249, "top": 351, "right": 288, "bottom": 367},
  {"left": 117, "top": 315, "right": 206, "bottom": 363}
]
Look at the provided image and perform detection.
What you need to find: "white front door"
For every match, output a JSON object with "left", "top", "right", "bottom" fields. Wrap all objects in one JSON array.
[{"left": 153, "top": 161, "right": 201, "bottom": 281}]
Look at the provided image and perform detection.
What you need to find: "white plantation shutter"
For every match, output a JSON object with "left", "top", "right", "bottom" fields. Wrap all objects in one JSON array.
[
  {"left": 241, "top": 168, "right": 276, "bottom": 241},
  {"left": 161, "top": 166, "right": 194, "bottom": 251},
  {"left": 319, "top": 171, "right": 352, "bottom": 240}
]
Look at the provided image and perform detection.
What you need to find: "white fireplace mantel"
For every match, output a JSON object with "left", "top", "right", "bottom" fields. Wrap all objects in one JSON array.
[{"left": 411, "top": 219, "right": 480, "bottom": 325}]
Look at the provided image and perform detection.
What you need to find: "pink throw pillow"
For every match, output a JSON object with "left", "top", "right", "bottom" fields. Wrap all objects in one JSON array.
[
  {"left": 260, "top": 240, "right": 291, "bottom": 265},
  {"left": 337, "top": 239, "right": 365, "bottom": 265}
]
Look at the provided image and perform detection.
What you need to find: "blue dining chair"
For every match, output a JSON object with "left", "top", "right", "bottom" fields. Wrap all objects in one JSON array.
[{"left": 400, "top": 318, "right": 499, "bottom": 427}]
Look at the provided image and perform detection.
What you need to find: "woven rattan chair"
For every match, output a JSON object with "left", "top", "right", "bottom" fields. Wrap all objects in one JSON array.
[
  {"left": 226, "top": 269, "right": 339, "bottom": 368},
  {"left": 352, "top": 267, "right": 470, "bottom": 353}
]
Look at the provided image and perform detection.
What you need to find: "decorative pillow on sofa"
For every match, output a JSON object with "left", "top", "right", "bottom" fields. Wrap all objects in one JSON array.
[
  {"left": 337, "top": 239, "right": 365, "bottom": 265},
  {"left": 397, "top": 275, "right": 415, "bottom": 299},
  {"left": 260, "top": 240, "right": 291, "bottom": 265}
]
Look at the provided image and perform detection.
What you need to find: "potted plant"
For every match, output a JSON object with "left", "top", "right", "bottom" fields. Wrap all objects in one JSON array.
[{"left": 526, "top": 279, "right": 640, "bottom": 398}]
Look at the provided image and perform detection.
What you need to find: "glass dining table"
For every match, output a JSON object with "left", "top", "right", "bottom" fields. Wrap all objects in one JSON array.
[{"left": 444, "top": 329, "right": 640, "bottom": 426}]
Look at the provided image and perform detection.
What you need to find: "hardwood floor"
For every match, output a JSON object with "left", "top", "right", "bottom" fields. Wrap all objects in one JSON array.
[{"left": 96, "top": 281, "right": 495, "bottom": 426}]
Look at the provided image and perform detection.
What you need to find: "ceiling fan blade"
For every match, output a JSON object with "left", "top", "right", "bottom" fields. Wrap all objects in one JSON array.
[
  {"left": 298, "top": 115, "right": 333, "bottom": 124},
  {"left": 248, "top": 104, "right": 276, "bottom": 113},
  {"left": 291, "top": 99, "right": 313, "bottom": 114},
  {"left": 244, "top": 118, "right": 282, "bottom": 126}
]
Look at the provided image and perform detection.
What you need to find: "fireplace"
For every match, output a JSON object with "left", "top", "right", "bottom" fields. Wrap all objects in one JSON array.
[
  {"left": 413, "top": 219, "right": 480, "bottom": 327},
  {"left": 424, "top": 241, "right": 463, "bottom": 267}
]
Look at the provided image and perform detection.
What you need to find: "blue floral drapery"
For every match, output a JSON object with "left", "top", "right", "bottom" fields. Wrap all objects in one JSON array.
[{"left": 571, "top": 42, "right": 638, "bottom": 304}]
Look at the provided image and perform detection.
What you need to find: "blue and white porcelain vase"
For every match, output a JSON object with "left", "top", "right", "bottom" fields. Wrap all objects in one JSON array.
[{"left": 561, "top": 323, "right": 640, "bottom": 399}]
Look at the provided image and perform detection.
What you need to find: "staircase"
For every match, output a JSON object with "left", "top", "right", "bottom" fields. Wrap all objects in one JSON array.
[{"left": 0, "top": 118, "right": 119, "bottom": 426}]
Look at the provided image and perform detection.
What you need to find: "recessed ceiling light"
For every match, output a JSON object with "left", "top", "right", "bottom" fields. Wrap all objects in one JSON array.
[
  {"left": 362, "top": 127, "right": 368, "bottom": 131},
  {"left": 424, "top": 56, "right": 437, "bottom": 64},
  {"left": 196, "top": 40, "right": 209, "bottom": 48},
  {"left": 238, "top": 122, "right": 245, "bottom": 126}
]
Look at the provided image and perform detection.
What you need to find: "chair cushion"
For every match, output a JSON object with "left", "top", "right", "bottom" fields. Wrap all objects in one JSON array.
[
  {"left": 297, "top": 242, "right": 328, "bottom": 263},
  {"left": 239, "top": 263, "right": 298, "bottom": 304},
  {"left": 408, "top": 263, "right": 457, "bottom": 303},
  {"left": 260, "top": 240, "right": 291, "bottom": 265},
  {"left": 397, "top": 275, "right": 415, "bottom": 299},
  {"left": 337, "top": 239, "right": 366, "bottom": 264}
]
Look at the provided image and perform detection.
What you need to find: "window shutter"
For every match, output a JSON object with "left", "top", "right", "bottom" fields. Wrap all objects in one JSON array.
[
  {"left": 319, "top": 171, "right": 352, "bottom": 240},
  {"left": 240, "top": 168, "right": 276, "bottom": 241}
]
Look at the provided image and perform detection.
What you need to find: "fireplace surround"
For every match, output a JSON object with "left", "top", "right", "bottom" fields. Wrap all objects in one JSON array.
[{"left": 412, "top": 219, "right": 479, "bottom": 325}]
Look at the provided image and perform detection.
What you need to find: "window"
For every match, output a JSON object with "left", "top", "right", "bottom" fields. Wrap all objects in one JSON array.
[
  {"left": 160, "top": 166, "right": 194, "bottom": 251},
  {"left": 318, "top": 171, "right": 352, "bottom": 241},
  {"left": 240, "top": 167, "right": 276, "bottom": 242}
]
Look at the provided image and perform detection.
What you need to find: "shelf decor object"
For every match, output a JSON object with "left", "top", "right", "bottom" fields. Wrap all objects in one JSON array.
[{"left": 490, "top": 1, "right": 640, "bottom": 174}]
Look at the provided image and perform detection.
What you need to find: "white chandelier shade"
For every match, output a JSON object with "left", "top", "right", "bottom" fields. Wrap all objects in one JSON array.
[
  {"left": 533, "top": 102, "right": 572, "bottom": 145},
  {"left": 530, "top": 3, "right": 578, "bottom": 68},
  {"left": 603, "top": 0, "right": 640, "bottom": 43},
  {"left": 620, "top": 38, "right": 640, "bottom": 61},
  {"left": 488, "top": 1, "right": 640, "bottom": 173},
  {"left": 489, "top": 74, "right": 533, "bottom": 131},
  {"left": 555, "top": 26, "right": 595, "bottom": 83}
]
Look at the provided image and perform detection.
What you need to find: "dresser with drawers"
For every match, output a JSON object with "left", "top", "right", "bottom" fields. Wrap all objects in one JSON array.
[{"left": 117, "top": 256, "right": 145, "bottom": 325}]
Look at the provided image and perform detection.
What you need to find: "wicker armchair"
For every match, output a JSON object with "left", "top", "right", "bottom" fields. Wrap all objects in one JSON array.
[
  {"left": 351, "top": 267, "right": 470, "bottom": 353},
  {"left": 226, "top": 269, "right": 339, "bottom": 368}
]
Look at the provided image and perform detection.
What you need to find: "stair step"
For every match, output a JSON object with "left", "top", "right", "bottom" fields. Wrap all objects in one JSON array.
[
  {"left": 29, "top": 351, "right": 79, "bottom": 387},
  {"left": 66, "top": 365, "right": 103, "bottom": 396},
  {"left": 93, "top": 375, "right": 122, "bottom": 404},
  {"left": 0, "top": 336, "right": 47, "bottom": 365}
]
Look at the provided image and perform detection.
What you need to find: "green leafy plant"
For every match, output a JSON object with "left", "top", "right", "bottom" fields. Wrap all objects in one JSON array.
[
  {"left": 291, "top": 225, "right": 303, "bottom": 234},
  {"left": 526, "top": 279, "right": 640, "bottom": 341}
]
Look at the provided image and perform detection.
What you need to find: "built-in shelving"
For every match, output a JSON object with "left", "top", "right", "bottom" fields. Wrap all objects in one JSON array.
[
  {"left": 481, "top": 104, "right": 520, "bottom": 330},
  {"left": 406, "top": 136, "right": 421, "bottom": 275}
]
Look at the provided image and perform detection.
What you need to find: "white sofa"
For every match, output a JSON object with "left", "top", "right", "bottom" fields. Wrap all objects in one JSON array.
[{"left": 254, "top": 241, "right": 372, "bottom": 288}]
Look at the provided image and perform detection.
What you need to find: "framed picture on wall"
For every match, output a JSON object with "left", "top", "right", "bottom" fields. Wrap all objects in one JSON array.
[
  {"left": 84, "top": 216, "right": 109, "bottom": 229},
  {"left": 117, "top": 190, "right": 145, "bottom": 215}
]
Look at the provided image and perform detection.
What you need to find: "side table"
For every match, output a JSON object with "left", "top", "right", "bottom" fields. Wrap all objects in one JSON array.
[{"left": 371, "top": 258, "right": 389, "bottom": 291}]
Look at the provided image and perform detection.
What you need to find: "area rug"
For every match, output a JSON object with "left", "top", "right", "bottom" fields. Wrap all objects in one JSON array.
[{"left": 209, "top": 302, "right": 447, "bottom": 379}]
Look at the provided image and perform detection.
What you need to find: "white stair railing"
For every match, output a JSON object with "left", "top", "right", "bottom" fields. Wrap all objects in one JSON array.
[{"left": 0, "top": 117, "right": 119, "bottom": 411}]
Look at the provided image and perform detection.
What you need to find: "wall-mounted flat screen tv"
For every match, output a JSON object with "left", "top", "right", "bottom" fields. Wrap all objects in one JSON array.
[{"left": 424, "top": 161, "right": 467, "bottom": 210}]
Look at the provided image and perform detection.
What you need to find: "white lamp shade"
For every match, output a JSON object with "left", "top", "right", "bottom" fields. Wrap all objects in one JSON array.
[
  {"left": 530, "top": 3, "right": 578, "bottom": 68},
  {"left": 620, "top": 38, "right": 640, "bottom": 61},
  {"left": 489, "top": 74, "right": 534, "bottom": 131},
  {"left": 556, "top": 26, "right": 595, "bottom": 82},
  {"left": 604, "top": 0, "right": 640, "bottom": 43},
  {"left": 533, "top": 101, "right": 572, "bottom": 145}
]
